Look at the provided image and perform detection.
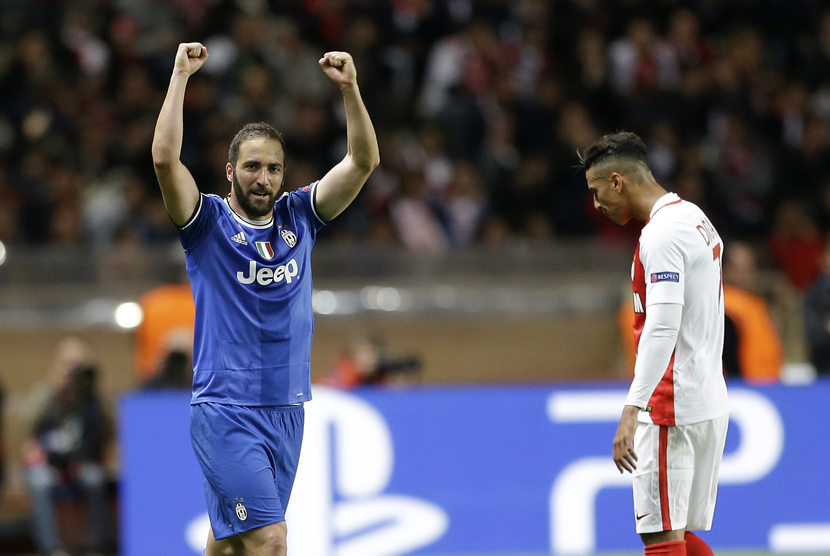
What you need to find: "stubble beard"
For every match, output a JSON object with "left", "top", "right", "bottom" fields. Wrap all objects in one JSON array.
[{"left": 231, "top": 172, "right": 277, "bottom": 219}]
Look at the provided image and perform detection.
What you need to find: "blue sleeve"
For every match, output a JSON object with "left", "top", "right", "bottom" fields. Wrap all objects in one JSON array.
[
  {"left": 177, "top": 194, "right": 221, "bottom": 251},
  {"left": 288, "top": 181, "right": 327, "bottom": 233}
]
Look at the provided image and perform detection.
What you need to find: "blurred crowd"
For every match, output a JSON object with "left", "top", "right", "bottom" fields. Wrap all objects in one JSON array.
[{"left": 2, "top": 0, "right": 830, "bottom": 287}]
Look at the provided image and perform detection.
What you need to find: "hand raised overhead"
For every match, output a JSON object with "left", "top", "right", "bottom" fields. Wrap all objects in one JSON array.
[
  {"left": 318, "top": 51, "right": 356, "bottom": 87},
  {"left": 174, "top": 42, "right": 209, "bottom": 76}
]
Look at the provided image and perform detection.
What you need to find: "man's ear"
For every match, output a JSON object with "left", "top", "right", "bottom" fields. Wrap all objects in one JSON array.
[
  {"left": 226, "top": 162, "right": 233, "bottom": 182},
  {"left": 610, "top": 172, "right": 624, "bottom": 193}
]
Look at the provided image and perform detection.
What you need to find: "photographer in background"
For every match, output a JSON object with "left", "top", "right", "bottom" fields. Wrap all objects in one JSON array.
[
  {"left": 23, "top": 362, "right": 114, "bottom": 556},
  {"left": 322, "top": 334, "right": 422, "bottom": 390}
]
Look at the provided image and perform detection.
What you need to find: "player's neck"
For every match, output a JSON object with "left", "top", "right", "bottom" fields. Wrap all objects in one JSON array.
[{"left": 634, "top": 182, "right": 670, "bottom": 223}]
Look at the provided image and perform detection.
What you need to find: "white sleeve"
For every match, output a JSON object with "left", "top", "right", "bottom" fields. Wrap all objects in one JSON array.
[{"left": 625, "top": 302, "right": 683, "bottom": 409}]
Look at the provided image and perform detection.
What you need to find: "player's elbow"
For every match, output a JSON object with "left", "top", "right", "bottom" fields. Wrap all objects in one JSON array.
[
  {"left": 346, "top": 152, "right": 380, "bottom": 177},
  {"left": 651, "top": 324, "right": 679, "bottom": 342},
  {"left": 368, "top": 150, "right": 380, "bottom": 170},
  {"left": 151, "top": 142, "right": 176, "bottom": 168},
  {"left": 356, "top": 152, "right": 380, "bottom": 173},
  {"left": 151, "top": 151, "right": 171, "bottom": 169}
]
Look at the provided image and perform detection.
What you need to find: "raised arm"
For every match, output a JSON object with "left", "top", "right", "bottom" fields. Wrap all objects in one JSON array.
[
  {"left": 315, "top": 52, "right": 380, "bottom": 223},
  {"left": 152, "top": 43, "right": 209, "bottom": 226}
]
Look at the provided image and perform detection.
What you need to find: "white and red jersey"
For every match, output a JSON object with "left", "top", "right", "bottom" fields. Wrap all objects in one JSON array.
[{"left": 628, "top": 193, "right": 729, "bottom": 426}]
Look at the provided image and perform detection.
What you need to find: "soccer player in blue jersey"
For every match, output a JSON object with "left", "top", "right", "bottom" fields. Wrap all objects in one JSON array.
[{"left": 152, "top": 42, "right": 379, "bottom": 556}]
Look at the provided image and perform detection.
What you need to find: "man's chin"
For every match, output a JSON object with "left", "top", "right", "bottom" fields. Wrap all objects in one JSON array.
[{"left": 240, "top": 196, "right": 274, "bottom": 218}]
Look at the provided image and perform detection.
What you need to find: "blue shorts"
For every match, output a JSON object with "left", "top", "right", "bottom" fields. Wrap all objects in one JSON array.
[{"left": 190, "top": 403, "right": 304, "bottom": 541}]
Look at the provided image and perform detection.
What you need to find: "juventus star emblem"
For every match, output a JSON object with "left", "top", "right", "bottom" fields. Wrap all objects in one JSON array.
[{"left": 280, "top": 229, "right": 297, "bottom": 248}]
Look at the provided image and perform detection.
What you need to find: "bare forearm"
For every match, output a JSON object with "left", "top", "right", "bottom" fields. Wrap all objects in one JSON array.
[
  {"left": 340, "top": 83, "right": 379, "bottom": 171},
  {"left": 152, "top": 71, "right": 189, "bottom": 166}
]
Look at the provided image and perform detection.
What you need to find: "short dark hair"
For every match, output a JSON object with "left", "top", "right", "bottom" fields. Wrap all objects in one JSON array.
[
  {"left": 228, "top": 122, "right": 286, "bottom": 167},
  {"left": 580, "top": 131, "right": 650, "bottom": 171}
]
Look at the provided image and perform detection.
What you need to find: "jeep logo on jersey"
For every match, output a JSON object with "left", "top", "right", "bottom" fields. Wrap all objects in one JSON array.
[
  {"left": 255, "top": 241, "right": 275, "bottom": 260},
  {"left": 237, "top": 259, "right": 299, "bottom": 285},
  {"left": 280, "top": 229, "right": 297, "bottom": 248}
]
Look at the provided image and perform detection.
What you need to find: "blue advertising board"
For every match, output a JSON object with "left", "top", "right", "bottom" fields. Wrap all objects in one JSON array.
[{"left": 120, "top": 382, "right": 830, "bottom": 556}]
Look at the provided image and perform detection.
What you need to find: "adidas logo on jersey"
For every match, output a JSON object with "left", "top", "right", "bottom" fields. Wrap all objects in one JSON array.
[{"left": 231, "top": 232, "right": 247, "bottom": 245}]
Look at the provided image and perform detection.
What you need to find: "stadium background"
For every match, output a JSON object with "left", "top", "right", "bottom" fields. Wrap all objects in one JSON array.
[{"left": 0, "top": 0, "right": 828, "bottom": 555}]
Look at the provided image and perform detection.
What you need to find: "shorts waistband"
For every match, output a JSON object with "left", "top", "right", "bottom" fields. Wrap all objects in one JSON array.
[
  {"left": 250, "top": 403, "right": 304, "bottom": 412},
  {"left": 196, "top": 402, "right": 303, "bottom": 412}
]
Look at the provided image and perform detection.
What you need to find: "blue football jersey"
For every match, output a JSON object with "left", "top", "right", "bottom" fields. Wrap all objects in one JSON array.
[{"left": 177, "top": 182, "right": 326, "bottom": 406}]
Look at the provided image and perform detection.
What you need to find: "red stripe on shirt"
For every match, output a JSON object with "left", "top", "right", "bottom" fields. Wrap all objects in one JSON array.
[
  {"left": 648, "top": 350, "right": 677, "bottom": 426},
  {"left": 659, "top": 425, "right": 672, "bottom": 531}
]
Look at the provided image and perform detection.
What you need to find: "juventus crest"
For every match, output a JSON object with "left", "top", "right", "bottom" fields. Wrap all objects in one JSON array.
[{"left": 280, "top": 229, "right": 297, "bottom": 248}]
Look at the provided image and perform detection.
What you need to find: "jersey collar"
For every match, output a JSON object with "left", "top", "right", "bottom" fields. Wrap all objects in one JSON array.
[
  {"left": 648, "top": 193, "right": 682, "bottom": 222},
  {"left": 223, "top": 196, "right": 274, "bottom": 229}
]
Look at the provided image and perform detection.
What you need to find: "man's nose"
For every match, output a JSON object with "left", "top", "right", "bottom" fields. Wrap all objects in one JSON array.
[
  {"left": 593, "top": 197, "right": 601, "bottom": 210},
  {"left": 256, "top": 168, "right": 270, "bottom": 185}
]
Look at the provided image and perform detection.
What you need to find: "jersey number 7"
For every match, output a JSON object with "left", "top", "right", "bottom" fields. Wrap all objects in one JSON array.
[{"left": 713, "top": 243, "right": 723, "bottom": 305}]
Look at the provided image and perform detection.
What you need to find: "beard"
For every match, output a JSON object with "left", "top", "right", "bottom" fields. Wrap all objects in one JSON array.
[{"left": 231, "top": 172, "right": 278, "bottom": 218}]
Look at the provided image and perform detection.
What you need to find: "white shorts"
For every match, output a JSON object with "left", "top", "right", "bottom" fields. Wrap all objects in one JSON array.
[{"left": 632, "top": 414, "right": 729, "bottom": 534}]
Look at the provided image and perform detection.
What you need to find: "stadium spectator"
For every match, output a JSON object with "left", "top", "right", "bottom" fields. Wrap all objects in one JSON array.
[
  {"left": 722, "top": 241, "right": 784, "bottom": 383},
  {"left": 803, "top": 242, "right": 830, "bottom": 375},
  {"left": 767, "top": 199, "right": 825, "bottom": 290},
  {"left": 702, "top": 112, "right": 775, "bottom": 239},
  {"left": 608, "top": 17, "right": 679, "bottom": 95},
  {"left": 443, "top": 161, "right": 487, "bottom": 246}
]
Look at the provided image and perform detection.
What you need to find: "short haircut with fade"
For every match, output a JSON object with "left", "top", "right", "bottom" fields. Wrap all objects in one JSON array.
[
  {"left": 580, "top": 131, "right": 650, "bottom": 172},
  {"left": 228, "top": 122, "right": 286, "bottom": 167}
]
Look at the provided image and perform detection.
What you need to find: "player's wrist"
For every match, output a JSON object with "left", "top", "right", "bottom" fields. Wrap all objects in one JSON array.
[
  {"left": 338, "top": 81, "right": 358, "bottom": 94},
  {"left": 623, "top": 404, "right": 642, "bottom": 415}
]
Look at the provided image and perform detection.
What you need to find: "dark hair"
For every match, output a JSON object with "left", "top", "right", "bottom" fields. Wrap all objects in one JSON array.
[
  {"left": 228, "top": 122, "right": 286, "bottom": 167},
  {"left": 580, "top": 131, "right": 650, "bottom": 171}
]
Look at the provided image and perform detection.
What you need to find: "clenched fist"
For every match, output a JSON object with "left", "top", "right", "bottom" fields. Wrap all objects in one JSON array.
[
  {"left": 174, "top": 42, "right": 209, "bottom": 77},
  {"left": 319, "top": 51, "right": 357, "bottom": 87}
]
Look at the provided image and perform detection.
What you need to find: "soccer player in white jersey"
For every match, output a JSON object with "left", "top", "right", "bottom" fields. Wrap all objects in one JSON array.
[
  {"left": 153, "top": 43, "right": 378, "bottom": 556},
  {"left": 583, "top": 132, "right": 728, "bottom": 556}
]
